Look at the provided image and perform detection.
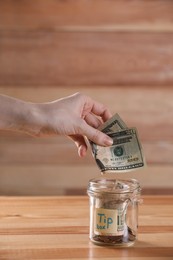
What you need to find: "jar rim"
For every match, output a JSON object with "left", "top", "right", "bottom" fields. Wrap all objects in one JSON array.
[{"left": 87, "top": 178, "right": 140, "bottom": 195}]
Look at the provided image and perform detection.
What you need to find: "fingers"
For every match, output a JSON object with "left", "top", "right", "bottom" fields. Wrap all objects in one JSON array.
[
  {"left": 68, "top": 135, "right": 88, "bottom": 157},
  {"left": 78, "top": 144, "right": 87, "bottom": 158},
  {"left": 78, "top": 120, "right": 113, "bottom": 147},
  {"left": 84, "top": 113, "right": 103, "bottom": 129},
  {"left": 57, "top": 93, "right": 113, "bottom": 156},
  {"left": 68, "top": 115, "right": 113, "bottom": 157},
  {"left": 88, "top": 98, "right": 112, "bottom": 122},
  {"left": 74, "top": 93, "right": 112, "bottom": 122}
]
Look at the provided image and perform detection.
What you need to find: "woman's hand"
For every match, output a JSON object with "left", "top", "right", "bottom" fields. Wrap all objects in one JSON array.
[
  {"left": 35, "top": 93, "right": 113, "bottom": 157},
  {"left": 0, "top": 92, "right": 113, "bottom": 157}
]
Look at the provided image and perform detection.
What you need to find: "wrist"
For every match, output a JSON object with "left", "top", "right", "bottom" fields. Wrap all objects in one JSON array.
[
  {"left": 9, "top": 101, "right": 45, "bottom": 136},
  {"left": 23, "top": 102, "right": 46, "bottom": 136}
]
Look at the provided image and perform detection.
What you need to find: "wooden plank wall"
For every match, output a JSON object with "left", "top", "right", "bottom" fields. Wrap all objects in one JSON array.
[{"left": 0, "top": 0, "right": 173, "bottom": 195}]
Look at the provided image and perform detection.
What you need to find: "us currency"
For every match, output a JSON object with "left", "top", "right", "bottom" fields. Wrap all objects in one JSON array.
[
  {"left": 90, "top": 114, "right": 145, "bottom": 173},
  {"left": 99, "top": 113, "right": 127, "bottom": 133}
]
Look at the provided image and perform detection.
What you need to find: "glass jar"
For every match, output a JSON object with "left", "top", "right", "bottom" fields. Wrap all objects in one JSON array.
[{"left": 87, "top": 178, "right": 141, "bottom": 247}]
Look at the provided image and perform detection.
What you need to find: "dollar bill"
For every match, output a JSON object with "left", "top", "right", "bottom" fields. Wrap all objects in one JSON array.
[
  {"left": 90, "top": 114, "right": 145, "bottom": 173},
  {"left": 99, "top": 113, "right": 127, "bottom": 133}
]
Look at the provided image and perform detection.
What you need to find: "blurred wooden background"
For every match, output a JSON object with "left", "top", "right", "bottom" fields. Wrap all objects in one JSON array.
[{"left": 0, "top": 0, "right": 173, "bottom": 195}]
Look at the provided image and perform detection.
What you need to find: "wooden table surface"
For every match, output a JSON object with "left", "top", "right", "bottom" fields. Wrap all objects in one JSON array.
[{"left": 0, "top": 196, "right": 172, "bottom": 260}]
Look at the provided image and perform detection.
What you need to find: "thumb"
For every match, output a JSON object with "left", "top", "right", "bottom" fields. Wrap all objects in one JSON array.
[{"left": 79, "top": 121, "right": 113, "bottom": 147}]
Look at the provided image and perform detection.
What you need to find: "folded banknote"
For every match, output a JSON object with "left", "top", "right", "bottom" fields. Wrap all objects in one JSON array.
[{"left": 90, "top": 113, "right": 146, "bottom": 173}]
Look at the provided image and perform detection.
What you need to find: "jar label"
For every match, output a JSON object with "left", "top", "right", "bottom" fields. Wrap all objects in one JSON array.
[{"left": 94, "top": 208, "right": 125, "bottom": 236}]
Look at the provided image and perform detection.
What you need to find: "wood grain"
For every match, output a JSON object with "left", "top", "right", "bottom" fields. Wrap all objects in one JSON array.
[
  {"left": 0, "top": 0, "right": 172, "bottom": 197},
  {"left": 0, "top": 86, "right": 172, "bottom": 195},
  {"left": 0, "top": 0, "right": 173, "bottom": 31},
  {"left": 0, "top": 32, "right": 173, "bottom": 86},
  {"left": 0, "top": 165, "right": 172, "bottom": 196},
  {"left": 0, "top": 1, "right": 173, "bottom": 87},
  {"left": 0, "top": 87, "right": 173, "bottom": 164},
  {"left": 0, "top": 196, "right": 172, "bottom": 259},
  {"left": 0, "top": 138, "right": 173, "bottom": 165}
]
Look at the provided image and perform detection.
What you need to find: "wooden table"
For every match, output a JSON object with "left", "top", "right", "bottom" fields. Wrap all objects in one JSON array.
[{"left": 0, "top": 196, "right": 172, "bottom": 259}]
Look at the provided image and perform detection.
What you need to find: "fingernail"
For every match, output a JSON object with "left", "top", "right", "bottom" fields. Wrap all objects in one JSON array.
[
  {"left": 78, "top": 145, "right": 87, "bottom": 157},
  {"left": 104, "top": 137, "right": 113, "bottom": 146}
]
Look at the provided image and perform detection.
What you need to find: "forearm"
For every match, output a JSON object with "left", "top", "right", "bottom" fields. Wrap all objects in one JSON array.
[
  {"left": 0, "top": 94, "right": 41, "bottom": 135},
  {"left": 0, "top": 93, "right": 113, "bottom": 156}
]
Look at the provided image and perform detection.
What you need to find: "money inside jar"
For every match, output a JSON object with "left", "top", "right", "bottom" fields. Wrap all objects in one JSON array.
[
  {"left": 90, "top": 113, "right": 146, "bottom": 173},
  {"left": 87, "top": 178, "right": 141, "bottom": 247}
]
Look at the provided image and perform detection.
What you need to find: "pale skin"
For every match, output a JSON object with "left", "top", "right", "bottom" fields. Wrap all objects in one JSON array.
[{"left": 0, "top": 92, "right": 113, "bottom": 157}]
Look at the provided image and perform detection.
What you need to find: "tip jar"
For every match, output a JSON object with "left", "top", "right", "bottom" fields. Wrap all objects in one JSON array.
[{"left": 87, "top": 178, "right": 141, "bottom": 247}]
